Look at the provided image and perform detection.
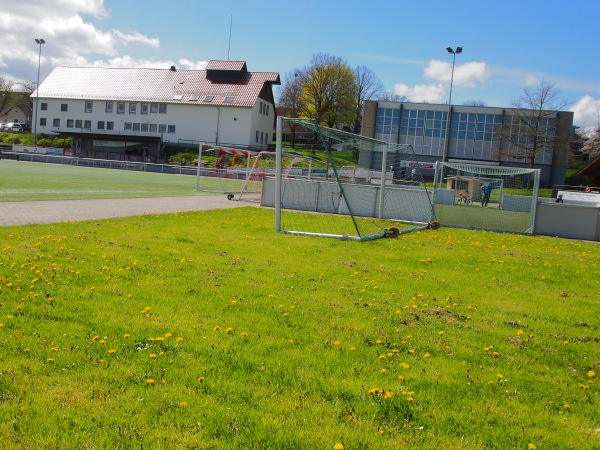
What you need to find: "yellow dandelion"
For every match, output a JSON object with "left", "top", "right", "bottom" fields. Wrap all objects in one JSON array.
[
  {"left": 197, "top": 377, "right": 205, "bottom": 382},
  {"left": 406, "top": 397, "right": 414, "bottom": 402},
  {"left": 376, "top": 339, "right": 383, "bottom": 345},
  {"left": 497, "top": 374, "right": 503, "bottom": 379},
  {"left": 98, "top": 359, "right": 104, "bottom": 363},
  {"left": 588, "top": 370, "right": 596, "bottom": 378},
  {"left": 564, "top": 403, "right": 570, "bottom": 410},
  {"left": 409, "top": 349, "right": 415, "bottom": 354},
  {"left": 333, "top": 444, "right": 344, "bottom": 450},
  {"left": 165, "top": 332, "right": 172, "bottom": 338},
  {"left": 438, "top": 331, "right": 444, "bottom": 335},
  {"left": 492, "top": 352, "right": 500, "bottom": 357},
  {"left": 384, "top": 391, "right": 394, "bottom": 399},
  {"left": 46, "top": 358, "right": 54, "bottom": 363},
  {"left": 179, "top": 401, "right": 188, "bottom": 407},
  {"left": 108, "top": 349, "right": 116, "bottom": 355},
  {"left": 162, "top": 379, "right": 167, "bottom": 385},
  {"left": 334, "top": 341, "right": 341, "bottom": 347},
  {"left": 124, "top": 333, "right": 131, "bottom": 338},
  {"left": 176, "top": 337, "right": 184, "bottom": 343},
  {"left": 146, "top": 379, "right": 155, "bottom": 385},
  {"left": 517, "top": 330, "right": 524, "bottom": 335},
  {"left": 528, "top": 444, "right": 537, "bottom": 450},
  {"left": 380, "top": 369, "right": 387, "bottom": 374},
  {"left": 242, "top": 332, "right": 249, "bottom": 338},
  {"left": 350, "top": 347, "right": 356, "bottom": 351},
  {"left": 424, "top": 353, "right": 431, "bottom": 358},
  {"left": 398, "top": 375, "right": 404, "bottom": 380},
  {"left": 400, "top": 362, "right": 410, "bottom": 369},
  {"left": 149, "top": 354, "right": 157, "bottom": 359},
  {"left": 213, "top": 326, "right": 220, "bottom": 331}
]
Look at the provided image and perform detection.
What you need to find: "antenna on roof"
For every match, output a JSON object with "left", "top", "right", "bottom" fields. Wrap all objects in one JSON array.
[{"left": 227, "top": 14, "right": 232, "bottom": 60}]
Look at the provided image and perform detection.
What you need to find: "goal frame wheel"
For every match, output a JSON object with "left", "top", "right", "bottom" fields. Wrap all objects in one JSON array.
[
  {"left": 428, "top": 220, "right": 440, "bottom": 230},
  {"left": 227, "top": 194, "right": 235, "bottom": 200},
  {"left": 386, "top": 226, "right": 400, "bottom": 238}
]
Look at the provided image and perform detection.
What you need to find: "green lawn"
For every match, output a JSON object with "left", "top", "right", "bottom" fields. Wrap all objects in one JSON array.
[
  {"left": 0, "top": 160, "right": 215, "bottom": 201},
  {"left": 0, "top": 206, "right": 598, "bottom": 449}
]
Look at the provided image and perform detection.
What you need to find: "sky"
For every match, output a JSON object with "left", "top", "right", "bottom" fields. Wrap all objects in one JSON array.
[{"left": 1, "top": 0, "right": 599, "bottom": 131}]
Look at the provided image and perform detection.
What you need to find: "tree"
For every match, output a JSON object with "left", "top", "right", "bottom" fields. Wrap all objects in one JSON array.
[
  {"left": 463, "top": 99, "right": 487, "bottom": 107},
  {"left": 378, "top": 91, "right": 408, "bottom": 102},
  {"left": 0, "top": 77, "right": 14, "bottom": 113},
  {"left": 16, "top": 80, "right": 37, "bottom": 112},
  {"left": 495, "top": 79, "right": 568, "bottom": 169},
  {"left": 276, "top": 71, "right": 304, "bottom": 147},
  {"left": 350, "top": 65, "right": 383, "bottom": 134},
  {"left": 581, "top": 129, "right": 600, "bottom": 159},
  {"left": 299, "top": 53, "right": 357, "bottom": 128}
]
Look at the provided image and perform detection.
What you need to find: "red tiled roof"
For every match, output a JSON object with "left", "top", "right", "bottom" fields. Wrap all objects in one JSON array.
[{"left": 36, "top": 63, "right": 280, "bottom": 108}]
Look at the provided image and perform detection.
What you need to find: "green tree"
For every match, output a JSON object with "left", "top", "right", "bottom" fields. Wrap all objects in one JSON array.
[{"left": 298, "top": 53, "right": 357, "bottom": 128}]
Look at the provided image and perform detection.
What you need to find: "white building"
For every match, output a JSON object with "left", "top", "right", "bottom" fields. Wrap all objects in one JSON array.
[{"left": 33, "top": 60, "right": 280, "bottom": 162}]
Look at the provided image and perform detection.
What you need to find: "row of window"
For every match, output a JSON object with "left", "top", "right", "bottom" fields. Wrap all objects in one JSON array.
[
  {"left": 255, "top": 130, "right": 269, "bottom": 144},
  {"left": 258, "top": 101, "right": 270, "bottom": 116},
  {"left": 39, "top": 117, "right": 176, "bottom": 134},
  {"left": 40, "top": 101, "right": 169, "bottom": 115}
]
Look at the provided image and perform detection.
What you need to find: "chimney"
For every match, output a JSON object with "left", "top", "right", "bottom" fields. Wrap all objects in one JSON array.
[{"left": 170, "top": 66, "right": 176, "bottom": 71}]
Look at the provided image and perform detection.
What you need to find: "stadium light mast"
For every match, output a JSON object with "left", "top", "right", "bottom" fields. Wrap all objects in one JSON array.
[
  {"left": 33, "top": 38, "right": 45, "bottom": 147},
  {"left": 443, "top": 46, "right": 462, "bottom": 163}
]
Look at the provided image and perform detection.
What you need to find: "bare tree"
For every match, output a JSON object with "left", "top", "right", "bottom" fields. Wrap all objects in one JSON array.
[
  {"left": 299, "top": 53, "right": 357, "bottom": 128},
  {"left": 16, "top": 80, "right": 37, "bottom": 112},
  {"left": 378, "top": 91, "right": 408, "bottom": 102},
  {"left": 276, "top": 71, "right": 304, "bottom": 147},
  {"left": 0, "top": 77, "right": 14, "bottom": 113},
  {"left": 350, "top": 65, "right": 383, "bottom": 134},
  {"left": 495, "top": 79, "right": 569, "bottom": 168},
  {"left": 463, "top": 99, "right": 487, "bottom": 107}
]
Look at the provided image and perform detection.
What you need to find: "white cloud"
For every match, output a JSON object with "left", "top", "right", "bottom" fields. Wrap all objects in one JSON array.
[
  {"left": 424, "top": 60, "right": 490, "bottom": 88},
  {"left": 393, "top": 83, "right": 446, "bottom": 103},
  {"left": 0, "top": 0, "right": 161, "bottom": 82},
  {"left": 571, "top": 95, "right": 600, "bottom": 130}
]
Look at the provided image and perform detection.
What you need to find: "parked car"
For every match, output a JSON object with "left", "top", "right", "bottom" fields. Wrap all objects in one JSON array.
[
  {"left": 0, "top": 123, "right": 7, "bottom": 131},
  {"left": 4, "top": 123, "right": 29, "bottom": 132}
]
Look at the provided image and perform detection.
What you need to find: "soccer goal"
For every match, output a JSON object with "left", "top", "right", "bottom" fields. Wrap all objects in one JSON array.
[
  {"left": 270, "top": 117, "right": 437, "bottom": 241},
  {"left": 432, "top": 162, "right": 540, "bottom": 233},
  {"left": 195, "top": 144, "right": 254, "bottom": 198}
]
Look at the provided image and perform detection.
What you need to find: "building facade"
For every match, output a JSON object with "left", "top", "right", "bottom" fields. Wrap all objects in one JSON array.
[
  {"left": 33, "top": 61, "right": 280, "bottom": 163},
  {"left": 361, "top": 100, "right": 573, "bottom": 187}
]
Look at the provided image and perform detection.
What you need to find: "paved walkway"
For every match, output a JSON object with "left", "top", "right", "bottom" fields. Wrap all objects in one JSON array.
[{"left": 0, "top": 195, "right": 250, "bottom": 226}]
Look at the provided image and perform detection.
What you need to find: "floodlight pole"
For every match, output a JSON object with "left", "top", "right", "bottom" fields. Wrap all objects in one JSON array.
[
  {"left": 33, "top": 38, "right": 45, "bottom": 147},
  {"left": 442, "top": 46, "right": 462, "bottom": 163}
]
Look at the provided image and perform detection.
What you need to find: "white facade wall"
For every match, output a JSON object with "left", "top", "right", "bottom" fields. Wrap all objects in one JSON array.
[{"left": 35, "top": 97, "right": 274, "bottom": 149}]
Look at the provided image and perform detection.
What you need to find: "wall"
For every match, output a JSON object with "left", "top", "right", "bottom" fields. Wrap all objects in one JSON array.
[{"left": 534, "top": 202, "right": 600, "bottom": 241}]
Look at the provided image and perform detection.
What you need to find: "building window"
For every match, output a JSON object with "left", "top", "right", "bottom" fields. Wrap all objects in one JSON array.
[
  {"left": 66, "top": 119, "right": 74, "bottom": 128},
  {"left": 265, "top": 133, "right": 269, "bottom": 144},
  {"left": 158, "top": 124, "right": 166, "bottom": 133},
  {"left": 40, "top": 117, "right": 47, "bottom": 126},
  {"left": 41, "top": 103, "right": 48, "bottom": 111},
  {"left": 259, "top": 102, "right": 263, "bottom": 114},
  {"left": 105, "top": 102, "right": 113, "bottom": 113},
  {"left": 132, "top": 123, "right": 140, "bottom": 131},
  {"left": 141, "top": 104, "right": 149, "bottom": 115},
  {"left": 141, "top": 123, "right": 149, "bottom": 132},
  {"left": 158, "top": 104, "right": 167, "bottom": 114},
  {"left": 98, "top": 121, "right": 105, "bottom": 130},
  {"left": 85, "top": 101, "right": 93, "bottom": 113},
  {"left": 124, "top": 123, "right": 132, "bottom": 131},
  {"left": 167, "top": 125, "right": 176, "bottom": 133},
  {"left": 117, "top": 102, "right": 125, "bottom": 114},
  {"left": 149, "top": 124, "right": 157, "bottom": 133},
  {"left": 260, "top": 131, "right": 264, "bottom": 144},
  {"left": 129, "top": 103, "right": 137, "bottom": 114},
  {"left": 84, "top": 120, "right": 91, "bottom": 129},
  {"left": 224, "top": 96, "right": 233, "bottom": 103},
  {"left": 265, "top": 105, "right": 269, "bottom": 116},
  {"left": 75, "top": 119, "right": 82, "bottom": 128},
  {"left": 150, "top": 103, "right": 158, "bottom": 113},
  {"left": 106, "top": 122, "right": 114, "bottom": 130},
  {"left": 61, "top": 104, "right": 68, "bottom": 112},
  {"left": 53, "top": 118, "right": 60, "bottom": 127},
  {"left": 256, "top": 130, "right": 259, "bottom": 143}
]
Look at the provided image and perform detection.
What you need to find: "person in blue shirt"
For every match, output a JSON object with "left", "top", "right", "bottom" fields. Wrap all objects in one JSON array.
[{"left": 481, "top": 182, "right": 499, "bottom": 208}]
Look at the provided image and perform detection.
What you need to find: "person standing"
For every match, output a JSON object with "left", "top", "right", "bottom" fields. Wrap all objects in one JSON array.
[{"left": 481, "top": 182, "right": 499, "bottom": 208}]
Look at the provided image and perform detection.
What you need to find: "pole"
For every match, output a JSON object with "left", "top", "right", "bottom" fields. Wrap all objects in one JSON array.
[
  {"left": 443, "top": 51, "right": 456, "bottom": 163},
  {"left": 275, "top": 116, "right": 283, "bottom": 232},
  {"left": 33, "top": 38, "right": 45, "bottom": 147}
]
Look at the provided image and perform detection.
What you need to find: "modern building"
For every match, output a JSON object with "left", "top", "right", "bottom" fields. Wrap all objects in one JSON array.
[
  {"left": 33, "top": 61, "right": 280, "bottom": 162},
  {"left": 361, "top": 100, "right": 574, "bottom": 187}
]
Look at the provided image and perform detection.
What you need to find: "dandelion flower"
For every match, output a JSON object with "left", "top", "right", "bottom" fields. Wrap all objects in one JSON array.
[
  {"left": 528, "top": 444, "right": 536, "bottom": 450},
  {"left": 588, "top": 370, "right": 596, "bottom": 378},
  {"left": 124, "top": 333, "right": 131, "bottom": 338},
  {"left": 108, "top": 349, "right": 116, "bottom": 355},
  {"left": 333, "top": 444, "right": 344, "bottom": 450},
  {"left": 242, "top": 332, "right": 249, "bottom": 338},
  {"left": 438, "top": 331, "right": 444, "bottom": 335},
  {"left": 146, "top": 379, "right": 155, "bottom": 385},
  {"left": 380, "top": 369, "right": 387, "bottom": 374},
  {"left": 517, "top": 330, "right": 524, "bottom": 336},
  {"left": 424, "top": 353, "right": 431, "bottom": 358},
  {"left": 149, "top": 354, "right": 157, "bottom": 359},
  {"left": 334, "top": 341, "right": 341, "bottom": 347},
  {"left": 350, "top": 347, "right": 356, "bottom": 351},
  {"left": 179, "top": 401, "right": 188, "bottom": 407},
  {"left": 198, "top": 377, "right": 205, "bottom": 382},
  {"left": 165, "top": 332, "right": 172, "bottom": 338},
  {"left": 46, "top": 358, "right": 54, "bottom": 363},
  {"left": 564, "top": 403, "right": 570, "bottom": 410},
  {"left": 176, "top": 337, "right": 184, "bottom": 343},
  {"left": 213, "top": 326, "right": 220, "bottom": 331}
]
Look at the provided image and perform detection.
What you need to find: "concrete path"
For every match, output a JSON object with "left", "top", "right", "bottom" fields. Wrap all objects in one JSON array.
[{"left": 0, "top": 195, "right": 250, "bottom": 226}]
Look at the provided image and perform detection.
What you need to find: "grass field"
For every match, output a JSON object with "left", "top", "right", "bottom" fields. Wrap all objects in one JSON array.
[
  {"left": 0, "top": 159, "right": 599, "bottom": 448},
  {"left": 0, "top": 160, "right": 219, "bottom": 201},
  {"left": 0, "top": 197, "right": 599, "bottom": 449}
]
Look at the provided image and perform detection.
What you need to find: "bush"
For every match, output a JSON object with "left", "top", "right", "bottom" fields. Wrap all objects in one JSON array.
[{"left": 169, "top": 151, "right": 197, "bottom": 164}]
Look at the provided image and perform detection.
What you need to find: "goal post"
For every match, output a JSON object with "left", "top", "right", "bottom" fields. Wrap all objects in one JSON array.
[
  {"left": 273, "top": 117, "right": 437, "bottom": 240},
  {"left": 432, "top": 161, "right": 540, "bottom": 233}
]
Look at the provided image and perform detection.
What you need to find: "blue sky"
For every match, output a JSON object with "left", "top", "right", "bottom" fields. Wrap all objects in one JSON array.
[{"left": 1, "top": 0, "right": 599, "bottom": 130}]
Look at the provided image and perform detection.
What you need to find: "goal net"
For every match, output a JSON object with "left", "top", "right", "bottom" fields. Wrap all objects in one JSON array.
[
  {"left": 432, "top": 162, "right": 540, "bottom": 233},
  {"left": 195, "top": 144, "right": 254, "bottom": 197},
  {"left": 270, "top": 117, "right": 437, "bottom": 241}
]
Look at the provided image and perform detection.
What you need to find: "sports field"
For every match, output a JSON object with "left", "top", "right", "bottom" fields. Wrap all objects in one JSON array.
[
  {"left": 0, "top": 160, "right": 598, "bottom": 449},
  {"left": 0, "top": 159, "right": 247, "bottom": 201}
]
